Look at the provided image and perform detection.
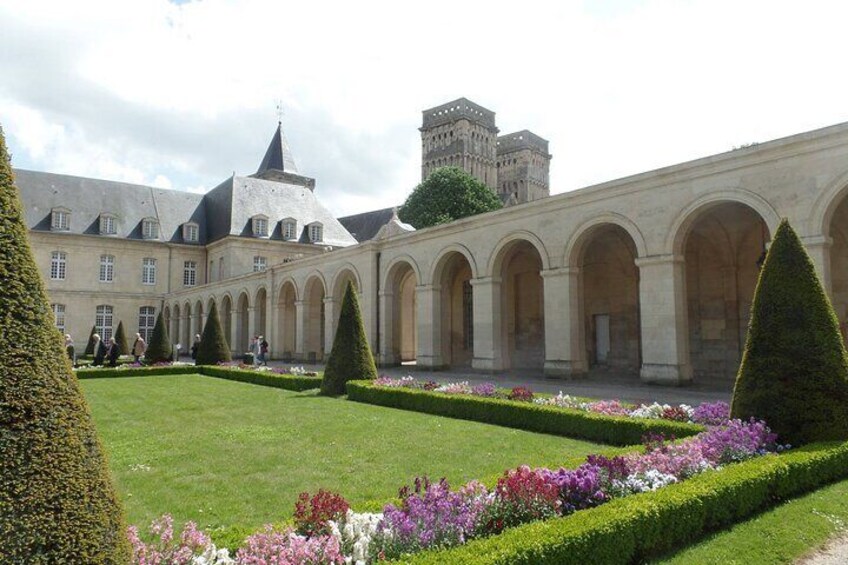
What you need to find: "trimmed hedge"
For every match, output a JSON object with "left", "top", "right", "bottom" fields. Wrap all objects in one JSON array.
[
  {"left": 345, "top": 381, "right": 702, "bottom": 446},
  {"left": 321, "top": 281, "right": 378, "bottom": 395},
  {"left": 75, "top": 366, "right": 190, "bottom": 379},
  {"left": 399, "top": 441, "right": 848, "bottom": 564}
]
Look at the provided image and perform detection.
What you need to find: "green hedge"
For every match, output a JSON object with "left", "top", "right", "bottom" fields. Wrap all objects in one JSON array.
[
  {"left": 400, "top": 441, "right": 848, "bottom": 564},
  {"left": 75, "top": 365, "right": 190, "bottom": 379},
  {"left": 345, "top": 381, "right": 702, "bottom": 446},
  {"left": 200, "top": 366, "right": 322, "bottom": 392}
]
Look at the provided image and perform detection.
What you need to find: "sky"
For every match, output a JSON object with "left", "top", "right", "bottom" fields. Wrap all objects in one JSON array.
[{"left": 2, "top": 0, "right": 848, "bottom": 217}]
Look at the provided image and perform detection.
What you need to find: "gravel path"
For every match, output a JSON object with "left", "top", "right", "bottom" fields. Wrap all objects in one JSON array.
[{"left": 798, "top": 533, "right": 848, "bottom": 564}]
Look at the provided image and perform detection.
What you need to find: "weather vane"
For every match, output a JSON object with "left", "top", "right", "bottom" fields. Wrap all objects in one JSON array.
[{"left": 275, "top": 100, "right": 284, "bottom": 124}]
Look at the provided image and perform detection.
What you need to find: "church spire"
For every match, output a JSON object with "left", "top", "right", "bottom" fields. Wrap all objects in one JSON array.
[{"left": 256, "top": 121, "right": 298, "bottom": 176}]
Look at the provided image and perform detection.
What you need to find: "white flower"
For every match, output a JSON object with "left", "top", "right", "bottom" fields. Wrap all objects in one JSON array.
[{"left": 191, "top": 544, "right": 234, "bottom": 565}]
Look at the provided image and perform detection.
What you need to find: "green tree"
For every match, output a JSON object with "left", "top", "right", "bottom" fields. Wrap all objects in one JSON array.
[
  {"left": 0, "top": 126, "right": 130, "bottom": 562},
  {"left": 196, "top": 301, "right": 232, "bottom": 365},
  {"left": 84, "top": 324, "right": 97, "bottom": 356},
  {"left": 321, "top": 281, "right": 378, "bottom": 395},
  {"left": 144, "top": 311, "right": 172, "bottom": 364},
  {"left": 731, "top": 219, "right": 848, "bottom": 445},
  {"left": 114, "top": 320, "right": 130, "bottom": 356},
  {"left": 398, "top": 166, "right": 502, "bottom": 229}
]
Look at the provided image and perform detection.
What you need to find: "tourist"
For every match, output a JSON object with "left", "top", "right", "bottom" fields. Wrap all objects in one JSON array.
[
  {"left": 260, "top": 336, "right": 269, "bottom": 366},
  {"left": 132, "top": 332, "right": 146, "bottom": 363},
  {"left": 64, "top": 334, "right": 75, "bottom": 364},
  {"left": 91, "top": 333, "right": 106, "bottom": 366},
  {"left": 251, "top": 335, "right": 260, "bottom": 365},
  {"left": 106, "top": 337, "right": 120, "bottom": 367},
  {"left": 191, "top": 334, "right": 200, "bottom": 360}
]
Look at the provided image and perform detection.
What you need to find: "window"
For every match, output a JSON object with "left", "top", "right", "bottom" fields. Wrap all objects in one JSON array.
[
  {"left": 142, "top": 219, "right": 159, "bottom": 240},
  {"left": 99, "top": 214, "right": 116, "bottom": 235},
  {"left": 183, "top": 260, "right": 197, "bottom": 287},
  {"left": 52, "top": 303, "right": 66, "bottom": 333},
  {"left": 50, "top": 251, "right": 67, "bottom": 280},
  {"left": 253, "top": 256, "right": 267, "bottom": 272},
  {"left": 463, "top": 280, "right": 473, "bottom": 350},
  {"left": 99, "top": 254, "right": 115, "bottom": 283},
  {"left": 308, "top": 223, "right": 323, "bottom": 243},
  {"left": 51, "top": 209, "right": 70, "bottom": 231},
  {"left": 142, "top": 258, "right": 156, "bottom": 285},
  {"left": 95, "top": 305, "right": 114, "bottom": 341},
  {"left": 252, "top": 215, "right": 269, "bottom": 238},
  {"left": 138, "top": 306, "right": 155, "bottom": 342},
  {"left": 282, "top": 219, "right": 297, "bottom": 240},
  {"left": 183, "top": 222, "right": 199, "bottom": 243}
]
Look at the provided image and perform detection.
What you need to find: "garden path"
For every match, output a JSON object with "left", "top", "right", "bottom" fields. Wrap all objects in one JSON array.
[{"left": 799, "top": 533, "right": 848, "bottom": 564}]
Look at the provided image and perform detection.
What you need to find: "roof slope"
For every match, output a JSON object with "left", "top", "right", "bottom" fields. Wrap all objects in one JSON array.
[
  {"left": 338, "top": 207, "right": 396, "bottom": 242},
  {"left": 256, "top": 122, "right": 298, "bottom": 175}
]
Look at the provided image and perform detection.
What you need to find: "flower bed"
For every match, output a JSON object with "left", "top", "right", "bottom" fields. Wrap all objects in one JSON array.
[{"left": 346, "top": 380, "right": 703, "bottom": 446}]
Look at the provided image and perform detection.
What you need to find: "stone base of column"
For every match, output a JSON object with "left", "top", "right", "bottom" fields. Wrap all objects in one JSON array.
[
  {"left": 543, "top": 360, "right": 587, "bottom": 379},
  {"left": 471, "top": 357, "right": 504, "bottom": 372},
  {"left": 640, "top": 363, "right": 693, "bottom": 386}
]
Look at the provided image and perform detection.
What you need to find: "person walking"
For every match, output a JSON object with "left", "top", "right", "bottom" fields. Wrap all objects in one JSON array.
[
  {"left": 190, "top": 334, "right": 200, "bottom": 361},
  {"left": 92, "top": 333, "right": 106, "bottom": 366},
  {"left": 260, "top": 336, "right": 269, "bottom": 366},
  {"left": 106, "top": 337, "right": 120, "bottom": 367},
  {"left": 132, "top": 332, "right": 146, "bottom": 363},
  {"left": 64, "top": 334, "right": 75, "bottom": 365},
  {"left": 250, "top": 335, "right": 260, "bottom": 366}
]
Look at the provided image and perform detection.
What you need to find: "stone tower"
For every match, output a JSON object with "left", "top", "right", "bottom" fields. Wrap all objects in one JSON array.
[
  {"left": 496, "top": 130, "right": 551, "bottom": 204},
  {"left": 420, "top": 98, "right": 499, "bottom": 192}
]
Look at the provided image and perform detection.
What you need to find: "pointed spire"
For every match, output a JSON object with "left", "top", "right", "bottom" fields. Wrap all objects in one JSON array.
[{"left": 256, "top": 121, "right": 298, "bottom": 176}]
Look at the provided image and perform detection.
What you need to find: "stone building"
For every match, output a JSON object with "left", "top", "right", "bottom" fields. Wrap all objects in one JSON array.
[
  {"left": 420, "top": 98, "right": 551, "bottom": 205},
  {"left": 15, "top": 112, "right": 848, "bottom": 392}
]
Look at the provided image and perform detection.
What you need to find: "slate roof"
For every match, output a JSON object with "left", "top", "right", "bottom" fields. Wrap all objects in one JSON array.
[
  {"left": 338, "top": 207, "right": 396, "bottom": 242},
  {"left": 256, "top": 122, "right": 298, "bottom": 175}
]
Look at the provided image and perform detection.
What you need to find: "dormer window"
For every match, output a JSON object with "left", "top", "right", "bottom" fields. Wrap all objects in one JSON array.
[
  {"left": 183, "top": 222, "right": 199, "bottom": 243},
  {"left": 252, "top": 215, "right": 269, "bottom": 238},
  {"left": 142, "top": 218, "right": 159, "bottom": 240},
  {"left": 51, "top": 208, "right": 70, "bottom": 231},
  {"left": 308, "top": 222, "right": 323, "bottom": 243},
  {"left": 282, "top": 218, "right": 297, "bottom": 240},
  {"left": 99, "top": 214, "right": 117, "bottom": 235}
]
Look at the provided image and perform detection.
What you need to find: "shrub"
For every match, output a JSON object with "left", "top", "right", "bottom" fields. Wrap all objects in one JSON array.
[
  {"left": 84, "top": 324, "right": 97, "bottom": 355},
  {"left": 731, "top": 219, "right": 848, "bottom": 444},
  {"left": 196, "top": 302, "right": 232, "bottom": 366},
  {"left": 398, "top": 166, "right": 503, "bottom": 229},
  {"left": 115, "top": 320, "right": 130, "bottom": 356},
  {"left": 0, "top": 126, "right": 130, "bottom": 562},
  {"left": 293, "top": 490, "right": 350, "bottom": 537},
  {"left": 321, "top": 281, "right": 377, "bottom": 396},
  {"left": 144, "top": 311, "right": 172, "bottom": 364}
]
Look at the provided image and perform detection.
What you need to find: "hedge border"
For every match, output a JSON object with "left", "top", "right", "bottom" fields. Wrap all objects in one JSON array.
[
  {"left": 75, "top": 365, "right": 322, "bottom": 392},
  {"left": 345, "top": 380, "right": 702, "bottom": 446},
  {"left": 399, "top": 441, "right": 848, "bottom": 564}
]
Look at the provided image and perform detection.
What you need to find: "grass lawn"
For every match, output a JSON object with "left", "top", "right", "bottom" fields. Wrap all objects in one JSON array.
[
  {"left": 81, "top": 374, "right": 608, "bottom": 531},
  {"left": 653, "top": 478, "right": 848, "bottom": 564}
]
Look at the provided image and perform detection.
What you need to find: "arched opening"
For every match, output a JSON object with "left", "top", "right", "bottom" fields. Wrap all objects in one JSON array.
[
  {"left": 681, "top": 202, "right": 770, "bottom": 383},
  {"left": 236, "top": 292, "right": 250, "bottom": 354},
  {"left": 304, "top": 277, "right": 326, "bottom": 363},
  {"left": 828, "top": 193, "right": 848, "bottom": 330},
  {"left": 171, "top": 304, "right": 180, "bottom": 348},
  {"left": 220, "top": 295, "right": 233, "bottom": 350},
  {"left": 385, "top": 262, "right": 418, "bottom": 364},
  {"left": 575, "top": 225, "right": 641, "bottom": 375},
  {"left": 434, "top": 251, "right": 473, "bottom": 368},
  {"left": 277, "top": 281, "right": 297, "bottom": 361},
  {"left": 255, "top": 288, "right": 267, "bottom": 347},
  {"left": 194, "top": 300, "right": 204, "bottom": 342},
  {"left": 496, "top": 240, "right": 544, "bottom": 370},
  {"left": 183, "top": 302, "right": 192, "bottom": 351}
]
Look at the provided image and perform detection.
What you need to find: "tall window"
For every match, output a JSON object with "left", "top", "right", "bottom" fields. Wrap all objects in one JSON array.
[
  {"left": 99, "top": 214, "right": 116, "bottom": 235},
  {"left": 308, "top": 223, "right": 323, "bottom": 243},
  {"left": 51, "top": 209, "right": 70, "bottom": 231},
  {"left": 142, "top": 258, "right": 157, "bottom": 285},
  {"left": 462, "top": 280, "right": 474, "bottom": 350},
  {"left": 253, "top": 256, "right": 267, "bottom": 272},
  {"left": 52, "top": 303, "right": 66, "bottom": 333},
  {"left": 252, "top": 216, "right": 269, "bottom": 238},
  {"left": 138, "top": 306, "right": 155, "bottom": 342},
  {"left": 282, "top": 219, "right": 297, "bottom": 240},
  {"left": 50, "top": 251, "right": 67, "bottom": 280},
  {"left": 183, "top": 222, "right": 199, "bottom": 243},
  {"left": 183, "top": 260, "right": 197, "bottom": 286},
  {"left": 99, "top": 254, "right": 114, "bottom": 283},
  {"left": 95, "top": 305, "right": 114, "bottom": 341},
  {"left": 142, "top": 219, "right": 159, "bottom": 240}
]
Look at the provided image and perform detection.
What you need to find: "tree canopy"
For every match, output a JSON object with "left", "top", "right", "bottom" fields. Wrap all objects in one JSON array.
[{"left": 398, "top": 166, "right": 502, "bottom": 229}]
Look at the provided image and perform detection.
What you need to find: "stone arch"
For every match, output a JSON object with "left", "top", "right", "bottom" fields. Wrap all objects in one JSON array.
[
  {"left": 487, "top": 230, "right": 550, "bottom": 277},
  {"left": 193, "top": 299, "right": 204, "bottom": 343},
  {"left": 329, "top": 265, "right": 361, "bottom": 346},
  {"left": 171, "top": 304, "right": 180, "bottom": 350},
  {"left": 809, "top": 169, "right": 848, "bottom": 236},
  {"left": 565, "top": 213, "right": 647, "bottom": 267},
  {"left": 822, "top": 183, "right": 848, "bottom": 325},
  {"left": 432, "top": 249, "right": 475, "bottom": 368},
  {"left": 382, "top": 258, "right": 419, "bottom": 365},
  {"left": 276, "top": 279, "right": 298, "bottom": 361},
  {"left": 303, "top": 274, "right": 326, "bottom": 363},
  {"left": 220, "top": 293, "right": 233, "bottom": 350},
  {"left": 182, "top": 301, "right": 192, "bottom": 349},
  {"left": 254, "top": 286, "right": 268, "bottom": 351},
  {"left": 235, "top": 291, "right": 251, "bottom": 354},
  {"left": 429, "top": 243, "right": 479, "bottom": 284},
  {"left": 382, "top": 254, "right": 422, "bottom": 292}
]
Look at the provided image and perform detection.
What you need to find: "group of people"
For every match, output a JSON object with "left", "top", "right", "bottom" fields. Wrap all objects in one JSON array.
[
  {"left": 251, "top": 335, "right": 269, "bottom": 365},
  {"left": 64, "top": 332, "right": 147, "bottom": 367}
]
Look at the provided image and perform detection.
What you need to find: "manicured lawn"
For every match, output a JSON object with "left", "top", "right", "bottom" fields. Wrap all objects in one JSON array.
[
  {"left": 81, "top": 374, "right": 607, "bottom": 531},
  {"left": 653, "top": 478, "right": 848, "bottom": 564}
]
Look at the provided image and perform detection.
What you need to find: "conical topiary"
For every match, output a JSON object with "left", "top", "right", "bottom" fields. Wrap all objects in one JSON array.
[
  {"left": 731, "top": 219, "right": 848, "bottom": 445},
  {"left": 0, "top": 126, "right": 131, "bottom": 562},
  {"left": 321, "top": 281, "right": 378, "bottom": 395},
  {"left": 84, "top": 324, "right": 97, "bottom": 356},
  {"left": 144, "top": 311, "right": 172, "bottom": 364},
  {"left": 114, "top": 320, "right": 130, "bottom": 356},
  {"left": 196, "top": 301, "right": 232, "bottom": 365}
]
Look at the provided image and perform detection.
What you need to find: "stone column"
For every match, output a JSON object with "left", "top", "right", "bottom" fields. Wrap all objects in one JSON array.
[
  {"left": 378, "top": 290, "right": 397, "bottom": 365},
  {"left": 470, "top": 277, "right": 504, "bottom": 371},
  {"left": 803, "top": 235, "right": 833, "bottom": 296},
  {"left": 294, "top": 300, "right": 307, "bottom": 362},
  {"left": 416, "top": 284, "right": 442, "bottom": 369},
  {"left": 229, "top": 307, "right": 239, "bottom": 355},
  {"left": 636, "top": 255, "right": 692, "bottom": 385},
  {"left": 541, "top": 267, "right": 586, "bottom": 378},
  {"left": 247, "top": 307, "right": 257, "bottom": 353},
  {"left": 323, "top": 297, "right": 336, "bottom": 359},
  {"left": 264, "top": 290, "right": 274, "bottom": 358}
]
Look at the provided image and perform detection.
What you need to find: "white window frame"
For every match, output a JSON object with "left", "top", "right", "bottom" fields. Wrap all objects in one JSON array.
[
  {"left": 50, "top": 251, "right": 67, "bottom": 280},
  {"left": 138, "top": 306, "right": 156, "bottom": 342},
  {"left": 51, "top": 208, "right": 70, "bottom": 231},
  {"left": 142, "top": 258, "right": 157, "bottom": 285},
  {"left": 282, "top": 218, "right": 297, "bottom": 240},
  {"left": 253, "top": 256, "right": 267, "bottom": 272},
  {"left": 99, "top": 214, "right": 117, "bottom": 235},
  {"left": 183, "top": 260, "right": 197, "bottom": 287},
  {"left": 52, "top": 303, "right": 66, "bottom": 333},
  {"left": 308, "top": 222, "right": 323, "bottom": 243},
  {"left": 142, "top": 218, "right": 160, "bottom": 240},
  {"left": 183, "top": 222, "right": 199, "bottom": 243},
  {"left": 252, "top": 215, "right": 269, "bottom": 238},
  {"left": 99, "top": 254, "right": 115, "bottom": 283},
  {"left": 96, "top": 305, "right": 114, "bottom": 342}
]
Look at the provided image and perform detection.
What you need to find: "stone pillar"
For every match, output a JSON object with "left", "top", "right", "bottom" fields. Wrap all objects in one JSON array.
[
  {"left": 229, "top": 307, "right": 239, "bottom": 355},
  {"left": 541, "top": 267, "right": 586, "bottom": 378},
  {"left": 294, "top": 300, "right": 307, "bottom": 362},
  {"left": 247, "top": 307, "right": 257, "bottom": 351},
  {"left": 470, "top": 277, "right": 504, "bottom": 371},
  {"left": 636, "top": 255, "right": 692, "bottom": 385},
  {"left": 264, "top": 290, "right": 274, "bottom": 357},
  {"left": 323, "top": 297, "right": 336, "bottom": 359},
  {"left": 803, "top": 235, "right": 833, "bottom": 296},
  {"left": 416, "top": 284, "right": 442, "bottom": 369},
  {"left": 378, "top": 290, "right": 397, "bottom": 365}
]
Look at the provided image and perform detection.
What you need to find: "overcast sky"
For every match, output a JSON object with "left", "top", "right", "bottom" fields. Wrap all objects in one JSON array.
[{"left": 2, "top": 0, "right": 848, "bottom": 217}]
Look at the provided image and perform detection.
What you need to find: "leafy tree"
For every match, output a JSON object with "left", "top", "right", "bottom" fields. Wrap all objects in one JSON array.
[
  {"left": 398, "top": 166, "right": 502, "bottom": 229},
  {"left": 196, "top": 302, "right": 232, "bottom": 365},
  {"left": 731, "top": 219, "right": 848, "bottom": 445},
  {"left": 0, "top": 126, "right": 130, "bottom": 562},
  {"left": 321, "top": 281, "right": 378, "bottom": 395},
  {"left": 114, "top": 320, "right": 130, "bottom": 356},
  {"left": 144, "top": 312, "right": 172, "bottom": 364},
  {"left": 84, "top": 324, "right": 97, "bottom": 356}
]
